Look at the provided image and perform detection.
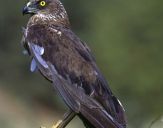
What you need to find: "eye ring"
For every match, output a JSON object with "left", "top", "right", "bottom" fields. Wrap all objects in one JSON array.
[{"left": 40, "top": 1, "right": 46, "bottom": 6}]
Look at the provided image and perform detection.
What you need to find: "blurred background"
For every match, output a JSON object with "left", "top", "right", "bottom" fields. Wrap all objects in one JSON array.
[{"left": 0, "top": 0, "right": 163, "bottom": 127}]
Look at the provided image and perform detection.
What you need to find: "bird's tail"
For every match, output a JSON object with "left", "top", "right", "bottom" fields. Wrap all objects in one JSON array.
[{"left": 92, "top": 76, "right": 127, "bottom": 128}]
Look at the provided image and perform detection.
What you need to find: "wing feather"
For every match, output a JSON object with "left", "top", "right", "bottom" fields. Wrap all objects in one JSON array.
[
  {"left": 30, "top": 58, "right": 37, "bottom": 72},
  {"left": 24, "top": 24, "right": 126, "bottom": 127},
  {"left": 27, "top": 42, "right": 81, "bottom": 113},
  {"left": 48, "top": 63, "right": 123, "bottom": 128}
]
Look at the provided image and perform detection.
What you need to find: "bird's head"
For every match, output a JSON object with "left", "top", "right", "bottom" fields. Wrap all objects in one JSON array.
[{"left": 23, "top": 0, "right": 70, "bottom": 26}]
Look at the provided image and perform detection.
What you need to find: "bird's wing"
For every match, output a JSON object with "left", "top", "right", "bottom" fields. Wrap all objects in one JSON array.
[
  {"left": 24, "top": 43, "right": 80, "bottom": 114},
  {"left": 48, "top": 62, "right": 124, "bottom": 128},
  {"left": 24, "top": 24, "right": 126, "bottom": 127},
  {"left": 55, "top": 26, "right": 126, "bottom": 126}
]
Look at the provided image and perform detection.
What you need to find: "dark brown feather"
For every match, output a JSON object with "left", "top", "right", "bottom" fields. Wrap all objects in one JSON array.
[
  {"left": 22, "top": 0, "right": 127, "bottom": 127},
  {"left": 24, "top": 24, "right": 126, "bottom": 127}
]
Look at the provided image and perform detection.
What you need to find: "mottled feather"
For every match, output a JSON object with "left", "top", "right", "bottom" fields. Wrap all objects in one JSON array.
[{"left": 22, "top": 0, "right": 127, "bottom": 127}]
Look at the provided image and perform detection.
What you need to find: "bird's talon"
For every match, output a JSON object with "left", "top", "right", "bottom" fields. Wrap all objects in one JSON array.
[{"left": 52, "top": 120, "right": 62, "bottom": 128}]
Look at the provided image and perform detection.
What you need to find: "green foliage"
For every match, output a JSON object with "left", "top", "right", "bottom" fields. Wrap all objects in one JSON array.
[{"left": 0, "top": 0, "right": 162, "bottom": 127}]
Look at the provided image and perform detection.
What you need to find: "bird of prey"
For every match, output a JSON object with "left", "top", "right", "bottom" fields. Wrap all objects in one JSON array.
[{"left": 22, "top": 0, "right": 127, "bottom": 128}]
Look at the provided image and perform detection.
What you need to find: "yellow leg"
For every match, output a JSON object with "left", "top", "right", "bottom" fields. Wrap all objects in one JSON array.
[
  {"left": 40, "top": 110, "right": 76, "bottom": 128},
  {"left": 40, "top": 120, "right": 62, "bottom": 128},
  {"left": 52, "top": 120, "right": 62, "bottom": 128}
]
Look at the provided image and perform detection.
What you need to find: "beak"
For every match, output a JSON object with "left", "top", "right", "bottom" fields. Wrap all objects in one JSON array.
[
  {"left": 22, "top": 6, "right": 29, "bottom": 15},
  {"left": 22, "top": 2, "right": 37, "bottom": 15}
]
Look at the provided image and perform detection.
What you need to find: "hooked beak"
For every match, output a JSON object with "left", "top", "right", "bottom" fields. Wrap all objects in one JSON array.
[{"left": 22, "top": 2, "right": 38, "bottom": 15}]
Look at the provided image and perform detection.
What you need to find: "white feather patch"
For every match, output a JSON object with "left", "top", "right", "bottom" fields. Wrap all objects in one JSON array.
[{"left": 30, "top": 58, "right": 37, "bottom": 72}]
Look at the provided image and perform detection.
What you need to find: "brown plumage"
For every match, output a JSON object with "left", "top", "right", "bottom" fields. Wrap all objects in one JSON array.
[{"left": 22, "top": 0, "right": 127, "bottom": 128}]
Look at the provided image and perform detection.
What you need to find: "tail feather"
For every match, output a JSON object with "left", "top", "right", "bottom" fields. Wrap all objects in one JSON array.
[{"left": 93, "top": 77, "right": 127, "bottom": 127}]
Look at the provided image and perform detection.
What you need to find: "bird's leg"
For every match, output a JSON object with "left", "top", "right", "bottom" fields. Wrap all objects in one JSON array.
[
  {"left": 52, "top": 109, "right": 76, "bottom": 128},
  {"left": 41, "top": 109, "right": 76, "bottom": 128}
]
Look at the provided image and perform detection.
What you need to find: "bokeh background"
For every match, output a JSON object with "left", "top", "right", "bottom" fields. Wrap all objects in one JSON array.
[{"left": 0, "top": 0, "right": 163, "bottom": 127}]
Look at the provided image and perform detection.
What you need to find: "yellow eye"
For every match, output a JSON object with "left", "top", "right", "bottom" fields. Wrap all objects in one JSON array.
[{"left": 40, "top": 1, "right": 46, "bottom": 6}]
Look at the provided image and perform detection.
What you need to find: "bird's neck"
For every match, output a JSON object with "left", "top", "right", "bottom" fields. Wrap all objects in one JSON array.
[{"left": 27, "top": 12, "right": 70, "bottom": 28}]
